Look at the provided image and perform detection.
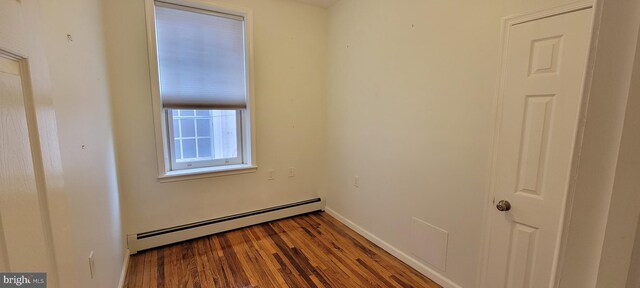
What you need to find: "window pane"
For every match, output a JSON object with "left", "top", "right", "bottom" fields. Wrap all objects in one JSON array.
[
  {"left": 196, "top": 119, "right": 210, "bottom": 137},
  {"left": 172, "top": 119, "right": 180, "bottom": 138},
  {"left": 212, "top": 110, "right": 238, "bottom": 158},
  {"left": 173, "top": 140, "right": 182, "bottom": 160},
  {"left": 172, "top": 110, "right": 179, "bottom": 117},
  {"left": 181, "top": 119, "right": 195, "bottom": 137},
  {"left": 180, "top": 110, "right": 194, "bottom": 116},
  {"left": 169, "top": 109, "right": 241, "bottom": 168},
  {"left": 198, "top": 138, "right": 212, "bottom": 158},
  {"left": 182, "top": 139, "right": 197, "bottom": 159}
]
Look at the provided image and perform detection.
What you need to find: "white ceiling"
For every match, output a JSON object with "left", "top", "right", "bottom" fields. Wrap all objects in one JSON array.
[{"left": 293, "top": 0, "right": 339, "bottom": 8}]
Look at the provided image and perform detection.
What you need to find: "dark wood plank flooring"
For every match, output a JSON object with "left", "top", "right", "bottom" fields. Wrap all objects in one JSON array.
[{"left": 123, "top": 211, "right": 442, "bottom": 288}]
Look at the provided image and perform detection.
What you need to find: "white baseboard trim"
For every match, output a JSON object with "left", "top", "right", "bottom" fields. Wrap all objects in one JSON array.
[
  {"left": 325, "top": 207, "right": 462, "bottom": 288},
  {"left": 128, "top": 198, "right": 325, "bottom": 254},
  {"left": 117, "top": 250, "right": 130, "bottom": 288}
]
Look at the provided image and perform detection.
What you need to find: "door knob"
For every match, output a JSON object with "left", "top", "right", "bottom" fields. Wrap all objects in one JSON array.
[{"left": 496, "top": 200, "right": 511, "bottom": 212}]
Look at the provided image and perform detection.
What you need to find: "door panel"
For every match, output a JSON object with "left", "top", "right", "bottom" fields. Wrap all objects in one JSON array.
[
  {"left": 516, "top": 94, "right": 554, "bottom": 198},
  {"left": 506, "top": 223, "right": 538, "bottom": 288},
  {"left": 485, "top": 8, "right": 593, "bottom": 288}
]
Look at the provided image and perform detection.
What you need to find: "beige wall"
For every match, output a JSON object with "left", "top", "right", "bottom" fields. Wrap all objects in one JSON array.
[
  {"left": 628, "top": 217, "right": 640, "bottom": 288},
  {"left": 40, "top": 0, "right": 125, "bottom": 287},
  {"left": 558, "top": 0, "right": 640, "bottom": 287},
  {"left": 103, "top": 0, "right": 328, "bottom": 235},
  {"left": 325, "top": 0, "right": 503, "bottom": 286},
  {"left": 595, "top": 10, "right": 640, "bottom": 287}
]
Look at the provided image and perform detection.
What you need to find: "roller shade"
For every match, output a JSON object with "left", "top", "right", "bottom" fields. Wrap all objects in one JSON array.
[{"left": 155, "top": 2, "right": 247, "bottom": 109}]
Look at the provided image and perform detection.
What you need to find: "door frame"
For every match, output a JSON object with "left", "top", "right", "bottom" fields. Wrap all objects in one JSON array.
[{"left": 476, "top": 1, "right": 601, "bottom": 287}]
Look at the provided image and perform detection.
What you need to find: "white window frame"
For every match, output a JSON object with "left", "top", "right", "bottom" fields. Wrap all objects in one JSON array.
[{"left": 144, "top": 0, "right": 257, "bottom": 181}]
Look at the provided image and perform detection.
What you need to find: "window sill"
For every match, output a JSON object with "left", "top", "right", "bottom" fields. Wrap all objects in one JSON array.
[{"left": 158, "top": 164, "right": 257, "bottom": 183}]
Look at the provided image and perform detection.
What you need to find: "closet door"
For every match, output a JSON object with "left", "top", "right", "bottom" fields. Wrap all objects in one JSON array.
[{"left": 484, "top": 6, "right": 592, "bottom": 288}]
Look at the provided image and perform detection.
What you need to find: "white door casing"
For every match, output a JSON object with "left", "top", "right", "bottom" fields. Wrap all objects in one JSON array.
[
  {"left": 484, "top": 6, "right": 593, "bottom": 288},
  {"left": 0, "top": 1, "right": 66, "bottom": 287}
]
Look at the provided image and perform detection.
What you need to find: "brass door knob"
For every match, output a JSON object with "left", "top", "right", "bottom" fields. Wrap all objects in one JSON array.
[{"left": 496, "top": 200, "right": 511, "bottom": 212}]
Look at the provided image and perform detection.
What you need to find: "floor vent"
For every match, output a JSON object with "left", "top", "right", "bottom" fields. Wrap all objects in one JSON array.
[{"left": 127, "top": 198, "right": 324, "bottom": 254}]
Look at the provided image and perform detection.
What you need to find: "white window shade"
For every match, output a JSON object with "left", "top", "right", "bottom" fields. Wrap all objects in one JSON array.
[{"left": 155, "top": 2, "right": 247, "bottom": 109}]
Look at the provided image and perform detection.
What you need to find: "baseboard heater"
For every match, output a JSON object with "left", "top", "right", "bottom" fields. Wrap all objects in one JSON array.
[{"left": 127, "top": 198, "right": 325, "bottom": 254}]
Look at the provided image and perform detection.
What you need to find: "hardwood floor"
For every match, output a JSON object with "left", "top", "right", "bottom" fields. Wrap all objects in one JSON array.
[{"left": 123, "top": 212, "right": 442, "bottom": 288}]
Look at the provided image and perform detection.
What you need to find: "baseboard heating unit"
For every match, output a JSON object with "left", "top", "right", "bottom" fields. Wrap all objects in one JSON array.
[{"left": 127, "top": 198, "right": 325, "bottom": 254}]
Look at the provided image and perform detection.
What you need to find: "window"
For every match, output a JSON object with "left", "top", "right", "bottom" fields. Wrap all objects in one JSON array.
[
  {"left": 146, "top": 0, "right": 255, "bottom": 179},
  {"left": 169, "top": 109, "right": 242, "bottom": 170}
]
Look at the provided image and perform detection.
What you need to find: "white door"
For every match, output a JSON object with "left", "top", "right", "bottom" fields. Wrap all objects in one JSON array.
[
  {"left": 485, "top": 7, "right": 593, "bottom": 288},
  {"left": 0, "top": 0, "right": 61, "bottom": 285}
]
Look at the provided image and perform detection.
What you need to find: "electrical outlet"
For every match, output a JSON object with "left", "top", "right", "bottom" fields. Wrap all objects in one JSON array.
[
  {"left": 288, "top": 167, "right": 296, "bottom": 178},
  {"left": 268, "top": 170, "right": 275, "bottom": 180},
  {"left": 354, "top": 176, "right": 359, "bottom": 188},
  {"left": 88, "top": 251, "right": 95, "bottom": 279}
]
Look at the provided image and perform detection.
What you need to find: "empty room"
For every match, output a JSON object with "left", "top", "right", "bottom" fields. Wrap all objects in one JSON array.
[{"left": 1, "top": 0, "right": 639, "bottom": 287}]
